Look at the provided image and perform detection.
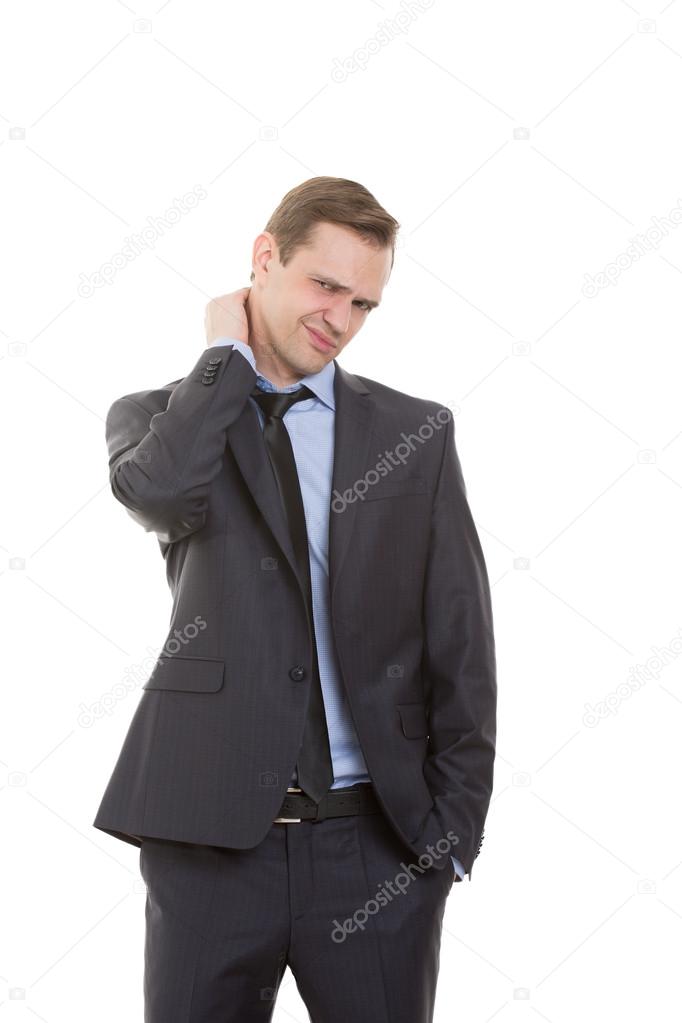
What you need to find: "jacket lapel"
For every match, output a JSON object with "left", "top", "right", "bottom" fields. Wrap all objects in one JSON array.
[
  {"left": 328, "top": 361, "right": 374, "bottom": 602},
  {"left": 226, "top": 358, "right": 375, "bottom": 604}
]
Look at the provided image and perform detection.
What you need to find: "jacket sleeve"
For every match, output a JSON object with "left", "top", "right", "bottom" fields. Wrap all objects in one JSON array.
[
  {"left": 420, "top": 409, "right": 497, "bottom": 877},
  {"left": 105, "top": 345, "right": 257, "bottom": 544}
]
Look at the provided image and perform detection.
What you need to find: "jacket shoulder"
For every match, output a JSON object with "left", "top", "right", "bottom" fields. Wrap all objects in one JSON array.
[{"left": 352, "top": 372, "right": 450, "bottom": 420}]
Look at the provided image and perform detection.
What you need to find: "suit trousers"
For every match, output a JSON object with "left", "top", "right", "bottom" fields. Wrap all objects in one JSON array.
[{"left": 139, "top": 789, "right": 454, "bottom": 1022}]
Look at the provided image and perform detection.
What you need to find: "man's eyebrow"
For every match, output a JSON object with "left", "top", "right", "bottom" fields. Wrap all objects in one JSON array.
[{"left": 311, "top": 274, "right": 380, "bottom": 309}]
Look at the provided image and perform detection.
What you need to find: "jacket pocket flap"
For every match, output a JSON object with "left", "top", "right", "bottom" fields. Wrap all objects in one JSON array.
[
  {"left": 362, "top": 476, "right": 427, "bottom": 501},
  {"left": 142, "top": 655, "right": 225, "bottom": 692},
  {"left": 397, "top": 702, "right": 429, "bottom": 738}
]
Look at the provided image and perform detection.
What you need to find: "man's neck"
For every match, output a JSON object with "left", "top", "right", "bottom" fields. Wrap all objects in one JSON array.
[{"left": 249, "top": 340, "right": 304, "bottom": 389}]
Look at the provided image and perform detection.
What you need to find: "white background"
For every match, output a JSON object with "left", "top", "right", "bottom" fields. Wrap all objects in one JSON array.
[{"left": 2, "top": 0, "right": 682, "bottom": 1020}]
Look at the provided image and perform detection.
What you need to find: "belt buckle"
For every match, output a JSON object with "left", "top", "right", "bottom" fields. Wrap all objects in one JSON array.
[{"left": 274, "top": 786, "right": 303, "bottom": 823}]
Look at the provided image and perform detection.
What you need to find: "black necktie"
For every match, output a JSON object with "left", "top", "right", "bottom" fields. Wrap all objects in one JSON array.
[{"left": 250, "top": 384, "right": 334, "bottom": 804}]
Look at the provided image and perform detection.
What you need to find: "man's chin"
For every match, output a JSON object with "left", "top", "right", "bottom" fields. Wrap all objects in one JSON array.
[{"left": 293, "top": 342, "right": 333, "bottom": 374}]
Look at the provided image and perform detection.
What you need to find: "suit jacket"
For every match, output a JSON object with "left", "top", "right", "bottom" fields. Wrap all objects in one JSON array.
[{"left": 92, "top": 344, "right": 497, "bottom": 876}]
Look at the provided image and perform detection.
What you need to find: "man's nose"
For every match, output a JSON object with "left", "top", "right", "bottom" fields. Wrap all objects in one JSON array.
[{"left": 323, "top": 298, "right": 352, "bottom": 337}]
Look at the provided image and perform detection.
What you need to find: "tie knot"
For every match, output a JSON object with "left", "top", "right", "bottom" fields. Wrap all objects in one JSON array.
[{"left": 251, "top": 385, "right": 314, "bottom": 420}]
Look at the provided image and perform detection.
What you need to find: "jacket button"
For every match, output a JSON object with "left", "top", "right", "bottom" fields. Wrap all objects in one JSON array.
[
  {"left": 201, "top": 377, "right": 215, "bottom": 385},
  {"left": 208, "top": 356, "right": 222, "bottom": 365},
  {"left": 289, "top": 666, "right": 305, "bottom": 682}
]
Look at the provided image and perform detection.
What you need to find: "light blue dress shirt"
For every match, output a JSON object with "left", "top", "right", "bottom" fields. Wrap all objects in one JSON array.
[{"left": 210, "top": 337, "right": 464, "bottom": 880}]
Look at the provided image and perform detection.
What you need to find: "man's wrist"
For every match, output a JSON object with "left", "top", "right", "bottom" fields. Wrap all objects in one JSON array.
[
  {"left": 451, "top": 855, "right": 466, "bottom": 881},
  {"left": 208, "top": 337, "right": 256, "bottom": 371}
]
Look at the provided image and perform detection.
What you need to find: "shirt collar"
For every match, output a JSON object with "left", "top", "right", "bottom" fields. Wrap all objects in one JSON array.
[{"left": 254, "top": 358, "right": 336, "bottom": 411}]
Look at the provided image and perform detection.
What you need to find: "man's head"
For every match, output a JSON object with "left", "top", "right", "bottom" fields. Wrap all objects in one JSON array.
[{"left": 246, "top": 176, "right": 400, "bottom": 386}]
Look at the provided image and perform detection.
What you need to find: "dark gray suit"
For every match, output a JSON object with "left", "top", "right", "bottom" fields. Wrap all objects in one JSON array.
[{"left": 93, "top": 344, "right": 497, "bottom": 1021}]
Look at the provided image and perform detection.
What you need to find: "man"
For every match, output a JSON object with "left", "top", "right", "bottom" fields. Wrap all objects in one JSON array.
[{"left": 94, "top": 176, "right": 497, "bottom": 1022}]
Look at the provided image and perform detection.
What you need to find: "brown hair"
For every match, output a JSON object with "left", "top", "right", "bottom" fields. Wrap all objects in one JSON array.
[{"left": 250, "top": 176, "right": 400, "bottom": 282}]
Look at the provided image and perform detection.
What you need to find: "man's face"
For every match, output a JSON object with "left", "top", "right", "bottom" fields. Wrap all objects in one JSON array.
[{"left": 250, "top": 221, "right": 392, "bottom": 378}]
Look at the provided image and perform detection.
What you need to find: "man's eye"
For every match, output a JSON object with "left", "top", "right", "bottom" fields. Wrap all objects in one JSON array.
[{"left": 315, "top": 279, "right": 370, "bottom": 311}]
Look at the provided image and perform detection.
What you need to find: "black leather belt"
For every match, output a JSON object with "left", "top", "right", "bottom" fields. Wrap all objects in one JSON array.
[{"left": 274, "top": 783, "right": 380, "bottom": 823}]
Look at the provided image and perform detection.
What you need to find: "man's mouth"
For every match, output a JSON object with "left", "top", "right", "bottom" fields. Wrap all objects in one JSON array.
[{"left": 305, "top": 325, "right": 336, "bottom": 352}]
